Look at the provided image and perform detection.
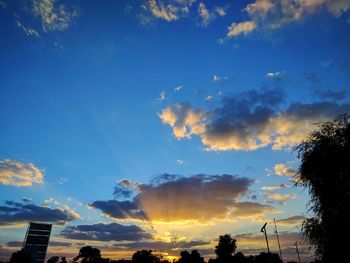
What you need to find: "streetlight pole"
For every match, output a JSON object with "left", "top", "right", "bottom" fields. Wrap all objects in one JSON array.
[
  {"left": 260, "top": 222, "right": 270, "bottom": 253},
  {"left": 274, "top": 218, "right": 283, "bottom": 262},
  {"left": 295, "top": 241, "right": 301, "bottom": 263}
]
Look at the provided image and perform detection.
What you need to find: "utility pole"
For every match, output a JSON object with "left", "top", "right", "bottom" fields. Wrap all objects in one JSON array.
[
  {"left": 274, "top": 218, "right": 283, "bottom": 262},
  {"left": 260, "top": 222, "right": 270, "bottom": 253},
  {"left": 295, "top": 241, "right": 301, "bottom": 263}
]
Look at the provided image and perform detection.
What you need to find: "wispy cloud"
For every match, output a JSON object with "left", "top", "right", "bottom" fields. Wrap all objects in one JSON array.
[
  {"left": 261, "top": 183, "right": 290, "bottom": 191},
  {"left": 266, "top": 193, "right": 297, "bottom": 204},
  {"left": 276, "top": 215, "right": 306, "bottom": 226},
  {"left": 33, "top": 0, "right": 78, "bottom": 31},
  {"left": 15, "top": 20, "right": 40, "bottom": 37},
  {"left": 0, "top": 159, "right": 44, "bottom": 187}
]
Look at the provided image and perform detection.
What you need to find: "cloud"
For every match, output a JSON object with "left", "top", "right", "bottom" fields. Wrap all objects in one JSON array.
[
  {"left": 145, "top": 0, "right": 180, "bottom": 21},
  {"left": 274, "top": 164, "right": 296, "bottom": 176},
  {"left": 60, "top": 222, "right": 152, "bottom": 241},
  {"left": 266, "top": 193, "right": 297, "bottom": 204},
  {"left": 6, "top": 240, "right": 72, "bottom": 247},
  {"left": 174, "top": 85, "right": 183, "bottom": 91},
  {"left": 15, "top": 20, "right": 40, "bottom": 37},
  {"left": 276, "top": 215, "right": 306, "bottom": 226},
  {"left": 89, "top": 200, "right": 147, "bottom": 221},
  {"left": 91, "top": 174, "right": 273, "bottom": 223},
  {"left": 266, "top": 72, "right": 281, "bottom": 78},
  {"left": 215, "top": 6, "right": 226, "bottom": 17},
  {"left": 160, "top": 88, "right": 350, "bottom": 151},
  {"left": 114, "top": 240, "right": 210, "bottom": 251},
  {"left": 176, "top": 159, "right": 185, "bottom": 165},
  {"left": 227, "top": 21, "right": 257, "bottom": 38},
  {"left": 158, "top": 91, "right": 166, "bottom": 101},
  {"left": 0, "top": 200, "right": 79, "bottom": 226},
  {"left": 0, "top": 160, "right": 44, "bottom": 187},
  {"left": 227, "top": 0, "right": 350, "bottom": 38},
  {"left": 33, "top": 0, "right": 78, "bottom": 31},
  {"left": 314, "top": 89, "right": 347, "bottom": 101},
  {"left": 198, "top": 2, "right": 212, "bottom": 27},
  {"left": 261, "top": 183, "right": 290, "bottom": 190}
]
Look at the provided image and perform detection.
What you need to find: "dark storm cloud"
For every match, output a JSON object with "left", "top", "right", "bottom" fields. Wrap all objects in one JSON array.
[
  {"left": 0, "top": 200, "right": 79, "bottom": 226},
  {"left": 91, "top": 174, "right": 273, "bottom": 222},
  {"left": 60, "top": 222, "right": 152, "bottom": 241}
]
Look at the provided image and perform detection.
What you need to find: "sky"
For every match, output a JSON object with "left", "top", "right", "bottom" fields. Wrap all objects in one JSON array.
[{"left": 0, "top": 0, "right": 350, "bottom": 262}]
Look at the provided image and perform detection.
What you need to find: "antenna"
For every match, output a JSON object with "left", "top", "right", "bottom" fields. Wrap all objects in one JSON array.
[
  {"left": 295, "top": 241, "right": 301, "bottom": 263},
  {"left": 260, "top": 222, "right": 270, "bottom": 253},
  {"left": 274, "top": 218, "right": 283, "bottom": 262}
]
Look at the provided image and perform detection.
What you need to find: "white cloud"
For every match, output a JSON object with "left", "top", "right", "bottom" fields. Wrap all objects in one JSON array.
[
  {"left": 212, "top": 75, "right": 220, "bottom": 81},
  {"left": 266, "top": 193, "right": 297, "bottom": 204},
  {"left": 146, "top": 0, "right": 180, "bottom": 21},
  {"left": 227, "top": 21, "right": 256, "bottom": 38},
  {"left": 0, "top": 160, "right": 44, "bottom": 187},
  {"left": 215, "top": 6, "right": 227, "bottom": 17},
  {"left": 174, "top": 85, "right": 183, "bottom": 91},
  {"left": 176, "top": 159, "right": 185, "bottom": 165},
  {"left": 261, "top": 183, "right": 290, "bottom": 190},
  {"left": 274, "top": 164, "right": 297, "bottom": 176},
  {"left": 158, "top": 91, "right": 166, "bottom": 101},
  {"left": 266, "top": 71, "right": 281, "bottom": 77},
  {"left": 33, "top": 0, "right": 78, "bottom": 31},
  {"left": 198, "top": 2, "right": 212, "bottom": 26}
]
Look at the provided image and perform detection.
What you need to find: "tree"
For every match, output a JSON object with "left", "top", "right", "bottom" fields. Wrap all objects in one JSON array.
[
  {"left": 8, "top": 249, "right": 31, "bottom": 263},
  {"left": 178, "top": 250, "right": 204, "bottom": 263},
  {"left": 215, "top": 234, "right": 237, "bottom": 263},
  {"left": 295, "top": 115, "right": 350, "bottom": 262},
  {"left": 131, "top": 250, "right": 161, "bottom": 263},
  {"left": 60, "top": 257, "right": 68, "bottom": 263},
  {"left": 74, "top": 246, "right": 102, "bottom": 263},
  {"left": 47, "top": 256, "right": 60, "bottom": 263}
]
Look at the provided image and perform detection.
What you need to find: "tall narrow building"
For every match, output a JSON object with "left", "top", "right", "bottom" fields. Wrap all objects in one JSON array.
[{"left": 23, "top": 223, "right": 52, "bottom": 263}]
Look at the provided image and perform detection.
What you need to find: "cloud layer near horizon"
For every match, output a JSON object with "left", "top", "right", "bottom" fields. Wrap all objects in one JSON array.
[
  {"left": 160, "top": 89, "right": 350, "bottom": 151},
  {"left": 90, "top": 174, "right": 273, "bottom": 223}
]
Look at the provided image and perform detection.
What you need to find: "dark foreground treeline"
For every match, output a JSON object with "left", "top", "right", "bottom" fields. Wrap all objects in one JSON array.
[{"left": 7, "top": 234, "right": 318, "bottom": 263}]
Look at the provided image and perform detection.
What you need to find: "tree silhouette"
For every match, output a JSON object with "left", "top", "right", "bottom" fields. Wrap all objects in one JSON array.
[
  {"left": 295, "top": 115, "right": 350, "bottom": 262},
  {"left": 215, "top": 234, "right": 237, "bottom": 263},
  {"left": 74, "top": 246, "right": 102, "bottom": 263},
  {"left": 131, "top": 250, "right": 161, "bottom": 263},
  {"left": 47, "top": 256, "right": 60, "bottom": 263},
  {"left": 60, "top": 257, "right": 68, "bottom": 263},
  {"left": 254, "top": 252, "right": 282, "bottom": 263},
  {"left": 178, "top": 250, "right": 204, "bottom": 263},
  {"left": 8, "top": 249, "right": 31, "bottom": 263}
]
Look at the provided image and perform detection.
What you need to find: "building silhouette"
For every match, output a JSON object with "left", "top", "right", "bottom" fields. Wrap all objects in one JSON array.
[{"left": 23, "top": 222, "right": 52, "bottom": 263}]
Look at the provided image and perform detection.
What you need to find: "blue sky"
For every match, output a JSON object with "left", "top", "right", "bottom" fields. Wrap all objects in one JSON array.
[{"left": 1, "top": 0, "right": 350, "bottom": 261}]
